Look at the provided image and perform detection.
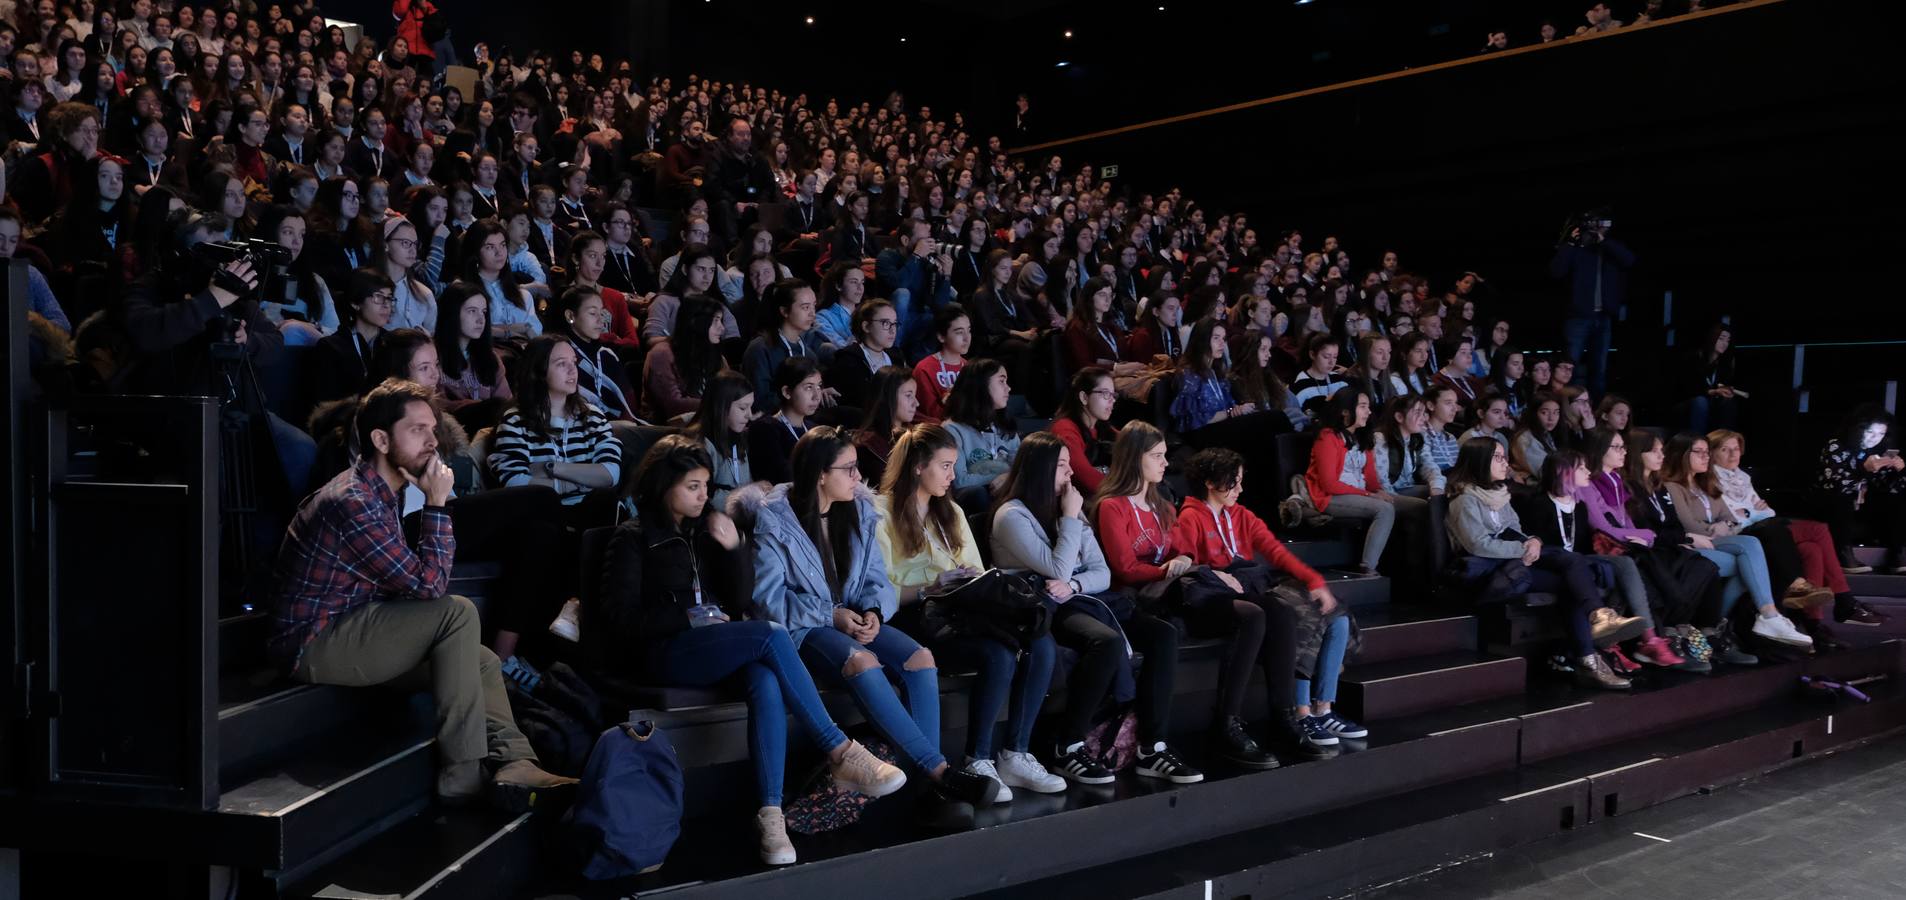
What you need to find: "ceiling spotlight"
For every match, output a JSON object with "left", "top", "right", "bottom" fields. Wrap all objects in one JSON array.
[
  {"left": 899, "top": 36, "right": 907, "bottom": 42},
  {"left": 1063, "top": 29, "right": 1074, "bottom": 38},
  {"left": 1055, "top": 61, "right": 1070, "bottom": 67},
  {"left": 1157, "top": 5, "right": 1166, "bottom": 9},
  {"left": 804, "top": 15, "right": 814, "bottom": 24}
]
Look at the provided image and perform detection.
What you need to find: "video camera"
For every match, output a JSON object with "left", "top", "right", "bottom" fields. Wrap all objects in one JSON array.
[
  {"left": 192, "top": 238, "right": 297, "bottom": 306},
  {"left": 1561, "top": 209, "right": 1613, "bottom": 248}
]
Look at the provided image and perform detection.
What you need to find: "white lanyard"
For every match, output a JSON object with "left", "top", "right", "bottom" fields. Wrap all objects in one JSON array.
[
  {"left": 779, "top": 334, "right": 807, "bottom": 358},
  {"left": 1128, "top": 497, "right": 1165, "bottom": 564},
  {"left": 1695, "top": 491, "right": 1713, "bottom": 524},
  {"left": 778, "top": 415, "right": 806, "bottom": 440},
  {"left": 1554, "top": 502, "right": 1575, "bottom": 552},
  {"left": 1215, "top": 505, "right": 1242, "bottom": 561},
  {"left": 1096, "top": 324, "right": 1117, "bottom": 355}
]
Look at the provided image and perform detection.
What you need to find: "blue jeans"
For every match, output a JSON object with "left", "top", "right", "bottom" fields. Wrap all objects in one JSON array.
[
  {"left": 1295, "top": 615, "right": 1350, "bottom": 706},
  {"left": 1696, "top": 535, "right": 1775, "bottom": 615},
  {"left": 938, "top": 633, "right": 1056, "bottom": 759},
  {"left": 799, "top": 623, "right": 947, "bottom": 773},
  {"left": 268, "top": 411, "right": 318, "bottom": 497},
  {"left": 663, "top": 621, "right": 847, "bottom": 808},
  {"left": 1562, "top": 314, "right": 1613, "bottom": 396}
]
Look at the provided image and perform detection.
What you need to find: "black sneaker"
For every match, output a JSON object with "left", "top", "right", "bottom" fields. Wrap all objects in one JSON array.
[
  {"left": 1214, "top": 715, "right": 1280, "bottom": 770},
  {"left": 934, "top": 766, "right": 1003, "bottom": 809},
  {"left": 1837, "top": 601, "right": 1886, "bottom": 627},
  {"left": 1051, "top": 743, "right": 1116, "bottom": 785},
  {"left": 1135, "top": 743, "right": 1205, "bottom": 784}
]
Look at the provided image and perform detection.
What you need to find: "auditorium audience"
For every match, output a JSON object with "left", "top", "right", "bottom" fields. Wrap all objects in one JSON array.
[{"left": 42, "top": 2, "right": 1902, "bottom": 867}]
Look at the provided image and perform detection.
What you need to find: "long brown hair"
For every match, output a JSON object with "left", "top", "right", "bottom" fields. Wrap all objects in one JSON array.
[
  {"left": 879, "top": 423, "right": 967, "bottom": 561},
  {"left": 1661, "top": 432, "right": 1722, "bottom": 498},
  {"left": 1090, "top": 421, "right": 1177, "bottom": 533}
]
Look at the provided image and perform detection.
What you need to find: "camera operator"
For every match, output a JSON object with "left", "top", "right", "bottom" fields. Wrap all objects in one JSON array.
[
  {"left": 120, "top": 207, "right": 318, "bottom": 500},
  {"left": 875, "top": 217, "right": 956, "bottom": 359},
  {"left": 1549, "top": 210, "right": 1635, "bottom": 397}
]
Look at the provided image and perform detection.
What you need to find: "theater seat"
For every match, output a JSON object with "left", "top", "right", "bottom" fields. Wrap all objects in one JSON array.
[{"left": 610, "top": 423, "right": 679, "bottom": 498}]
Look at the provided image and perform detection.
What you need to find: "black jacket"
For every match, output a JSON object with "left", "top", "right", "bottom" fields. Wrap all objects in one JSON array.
[
  {"left": 825, "top": 342, "right": 892, "bottom": 411},
  {"left": 1513, "top": 492, "right": 1592, "bottom": 555},
  {"left": 120, "top": 263, "right": 283, "bottom": 399},
  {"left": 589, "top": 516, "right": 752, "bottom": 680},
  {"left": 306, "top": 328, "right": 379, "bottom": 410}
]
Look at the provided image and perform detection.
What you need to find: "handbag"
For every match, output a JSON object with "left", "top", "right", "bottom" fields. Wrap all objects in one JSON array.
[
  {"left": 1592, "top": 531, "right": 1627, "bottom": 557},
  {"left": 922, "top": 568, "right": 1052, "bottom": 652}
]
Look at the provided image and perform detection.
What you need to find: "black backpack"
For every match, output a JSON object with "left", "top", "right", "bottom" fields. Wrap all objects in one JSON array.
[{"left": 923, "top": 568, "right": 1052, "bottom": 652}]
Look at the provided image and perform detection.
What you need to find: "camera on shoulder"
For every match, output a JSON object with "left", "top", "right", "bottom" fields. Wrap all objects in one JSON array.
[{"left": 194, "top": 238, "right": 298, "bottom": 305}]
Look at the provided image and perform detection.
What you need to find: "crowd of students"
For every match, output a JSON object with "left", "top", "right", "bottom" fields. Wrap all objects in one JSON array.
[{"left": 8, "top": 0, "right": 1901, "bottom": 873}]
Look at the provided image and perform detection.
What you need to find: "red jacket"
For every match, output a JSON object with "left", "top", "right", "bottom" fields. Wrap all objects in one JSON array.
[
  {"left": 1095, "top": 495, "right": 1183, "bottom": 590},
  {"left": 1171, "top": 498, "right": 1325, "bottom": 591},
  {"left": 1062, "top": 318, "right": 1128, "bottom": 370},
  {"left": 1051, "top": 415, "right": 1114, "bottom": 496},
  {"left": 393, "top": 0, "right": 439, "bottom": 58},
  {"left": 1305, "top": 428, "right": 1378, "bottom": 512}
]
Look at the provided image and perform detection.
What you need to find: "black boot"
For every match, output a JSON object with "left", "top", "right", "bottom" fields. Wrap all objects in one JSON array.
[
  {"left": 1212, "top": 715, "right": 1279, "bottom": 770},
  {"left": 1839, "top": 547, "right": 1873, "bottom": 575}
]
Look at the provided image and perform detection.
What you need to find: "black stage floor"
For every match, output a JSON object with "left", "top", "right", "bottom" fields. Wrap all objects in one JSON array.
[{"left": 1368, "top": 733, "right": 1906, "bottom": 900}]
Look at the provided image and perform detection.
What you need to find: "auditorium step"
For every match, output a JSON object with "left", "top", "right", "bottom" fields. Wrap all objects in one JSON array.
[
  {"left": 1317, "top": 568, "right": 1390, "bottom": 609},
  {"left": 219, "top": 678, "right": 427, "bottom": 784},
  {"left": 1354, "top": 608, "right": 1479, "bottom": 665},
  {"left": 283, "top": 808, "right": 537, "bottom": 900},
  {"left": 1338, "top": 652, "right": 1527, "bottom": 721},
  {"left": 1287, "top": 538, "right": 1355, "bottom": 570},
  {"left": 972, "top": 647, "right": 1906, "bottom": 900},
  {"left": 1847, "top": 573, "right": 1906, "bottom": 597}
]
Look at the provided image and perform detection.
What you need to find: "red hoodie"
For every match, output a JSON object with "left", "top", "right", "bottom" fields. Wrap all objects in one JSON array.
[
  {"left": 1305, "top": 428, "right": 1379, "bottom": 512},
  {"left": 1170, "top": 498, "right": 1326, "bottom": 591}
]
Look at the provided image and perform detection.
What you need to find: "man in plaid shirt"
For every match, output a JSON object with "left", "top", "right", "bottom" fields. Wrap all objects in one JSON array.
[{"left": 270, "top": 379, "right": 574, "bottom": 808}]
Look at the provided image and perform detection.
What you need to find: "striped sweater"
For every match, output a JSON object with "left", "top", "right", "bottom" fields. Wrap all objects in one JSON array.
[{"left": 488, "top": 406, "right": 623, "bottom": 505}]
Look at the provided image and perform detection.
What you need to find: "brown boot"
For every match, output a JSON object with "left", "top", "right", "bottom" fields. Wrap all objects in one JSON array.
[
  {"left": 1781, "top": 579, "right": 1834, "bottom": 612},
  {"left": 1575, "top": 653, "right": 1632, "bottom": 691},
  {"left": 490, "top": 759, "right": 580, "bottom": 812}
]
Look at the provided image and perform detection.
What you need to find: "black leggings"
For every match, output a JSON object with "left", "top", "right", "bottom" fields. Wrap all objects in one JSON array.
[
  {"left": 1186, "top": 595, "right": 1298, "bottom": 721},
  {"left": 1741, "top": 518, "right": 1805, "bottom": 590},
  {"left": 1051, "top": 608, "right": 1179, "bottom": 747}
]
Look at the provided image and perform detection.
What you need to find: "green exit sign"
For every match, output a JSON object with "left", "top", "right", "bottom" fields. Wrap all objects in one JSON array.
[{"left": 1101, "top": 164, "right": 1119, "bottom": 179}]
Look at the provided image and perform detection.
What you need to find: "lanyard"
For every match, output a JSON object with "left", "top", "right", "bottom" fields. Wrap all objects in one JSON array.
[
  {"left": 1554, "top": 501, "right": 1575, "bottom": 552},
  {"left": 996, "top": 290, "right": 1018, "bottom": 320},
  {"left": 1695, "top": 491, "right": 1713, "bottom": 524},
  {"left": 610, "top": 248, "right": 633, "bottom": 284},
  {"left": 1214, "top": 504, "right": 1242, "bottom": 561},
  {"left": 1647, "top": 488, "right": 1666, "bottom": 522},
  {"left": 779, "top": 333, "right": 807, "bottom": 358},
  {"left": 778, "top": 415, "right": 806, "bottom": 440},
  {"left": 1096, "top": 324, "right": 1117, "bottom": 356},
  {"left": 1128, "top": 497, "right": 1165, "bottom": 564}
]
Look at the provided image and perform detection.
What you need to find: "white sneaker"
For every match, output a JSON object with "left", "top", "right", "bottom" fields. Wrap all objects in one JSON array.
[
  {"left": 996, "top": 750, "right": 1068, "bottom": 794},
  {"left": 965, "top": 758, "right": 1013, "bottom": 803},
  {"left": 548, "top": 598, "right": 582, "bottom": 642},
  {"left": 1753, "top": 613, "right": 1813, "bottom": 648}
]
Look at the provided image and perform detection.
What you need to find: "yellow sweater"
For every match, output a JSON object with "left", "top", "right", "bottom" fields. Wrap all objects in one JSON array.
[{"left": 873, "top": 493, "right": 985, "bottom": 601}]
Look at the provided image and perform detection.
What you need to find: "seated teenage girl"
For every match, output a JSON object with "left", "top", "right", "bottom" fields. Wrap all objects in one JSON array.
[{"left": 593, "top": 435, "right": 905, "bottom": 865}]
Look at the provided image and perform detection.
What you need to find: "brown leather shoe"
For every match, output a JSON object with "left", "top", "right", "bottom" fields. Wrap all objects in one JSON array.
[{"left": 1781, "top": 580, "right": 1834, "bottom": 611}]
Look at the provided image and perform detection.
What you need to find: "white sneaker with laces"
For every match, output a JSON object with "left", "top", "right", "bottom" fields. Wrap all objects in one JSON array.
[
  {"left": 996, "top": 750, "right": 1068, "bottom": 794},
  {"left": 965, "top": 758, "right": 1013, "bottom": 803},
  {"left": 1753, "top": 613, "right": 1814, "bottom": 648},
  {"left": 548, "top": 598, "right": 582, "bottom": 642}
]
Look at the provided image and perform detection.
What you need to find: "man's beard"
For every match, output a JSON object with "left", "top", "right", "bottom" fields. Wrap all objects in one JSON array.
[{"left": 396, "top": 448, "right": 435, "bottom": 480}]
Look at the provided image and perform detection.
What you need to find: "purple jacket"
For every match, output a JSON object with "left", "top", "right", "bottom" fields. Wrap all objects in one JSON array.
[{"left": 1574, "top": 471, "right": 1655, "bottom": 545}]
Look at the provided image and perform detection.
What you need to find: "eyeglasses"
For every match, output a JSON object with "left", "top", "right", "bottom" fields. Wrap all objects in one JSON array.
[
  {"left": 1089, "top": 389, "right": 1116, "bottom": 398},
  {"left": 1690, "top": 448, "right": 1710, "bottom": 457},
  {"left": 827, "top": 463, "right": 862, "bottom": 477},
  {"left": 869, "top": 319, "right": 898, "bottom": 330},
  {"left": 387, "top": 236, "right": 416, "bottom": 249},
  {"left": 363, "top": 292, "right": 395, "bottom": 307}
]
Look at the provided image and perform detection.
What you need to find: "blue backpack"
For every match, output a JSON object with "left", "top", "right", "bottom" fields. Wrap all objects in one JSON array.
[{"left": 565, "top": 721, "right": 685, "bottom": 880}]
